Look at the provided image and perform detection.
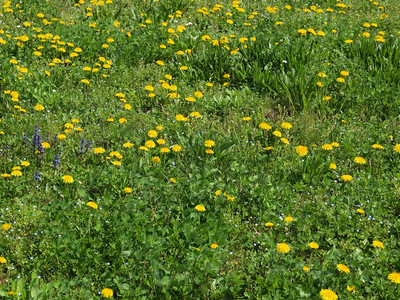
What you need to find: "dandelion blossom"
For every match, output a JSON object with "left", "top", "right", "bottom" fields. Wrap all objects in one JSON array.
[
  {"left": 341, "top": 175, "right": 353, "bottom": 182},
  {"left": 148, "top": 130, "right": 158, "bottom": 138},
  {"left": 0, "top": 257, "right": 7, "bottom": 264},
  {"left": 62, "top": 175, "right": 74, "bottom": 183},
  {"left": 2, "top": 224, "right": 11, "bottom": 231},
  {"left": 277, "top": 243, "right": 290, "bottom": 253},
  {"left": 393, "top": 144, "right": 400, "bottom": 153},
  {"left": 322, "top": 144, "right": 333, "bottom": 150},
  {"left": 319, "top": 289, "right": 338, "bottom": 300},
  {"left": 281, "top": 122, "right": 292, "bottom": 129},
  {"left": 204, "top": 140, "right": 215, "bottom": 147},
  {"left": 195, "top": 204, "right": 206, "bottom": 211},
  {"left": 296, "top": 146, "right": 308, "bottom": 156},
  {"left": 259, "top": 122, "right": 272, "bottom": 130},
  {"left": 210, "top": 243, "right": 218, "bottom": 249},
  {"left": 337, "top": 264, "right": 350, "bottom": 274},
  {"left": 101, "top": 288, "right": 113, "bottom": 298},
  {"left": 172, "top": 145, "right": 182, "bottom": 152},
  {"left": 308, "top": 242, "right": 319, "bottom": 249},
  {"left": 124, "top": 187, "right": 132, "bottom": 193},
  {"left": 354, "top": 157, "right": 367, "bottom": 164},
  {"left": 87, "top": 201, "right": 98, "bottom": 209},
  {"left": 285, "top": 216, "right": 293, "bottom": 222},
  {"left": 372, "top": 144, "right": 384, "bottom": 149},
  {"left": 388, "top": 273, "right": 400, "bottom": 284},
  {"left": 372, "top": 241, "right": 384, "bottom": 249},
  {"left": 347, "top": 286, "right": 356, "bottom": 293},
  {"left": 265, "top": 222, "right": 274, "bottom": 227},
  {"left": 34, "top": 104, "right": 45, "bottom": 111}
]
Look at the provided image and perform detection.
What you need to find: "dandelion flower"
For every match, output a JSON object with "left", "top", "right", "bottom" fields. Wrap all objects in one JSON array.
[
  {"left": 308, "top": 242, "right": 319, "bottom": 249},
  {"left": 62, "top": 175, "right": 74, "bottom": 183},
  {"left": 322, "top": 144, "right": 333, "bottom": 150},
  {"left": 337, "top": 264, "right": 350, "bottom": 274},
  {"left": 340, "top": 71, "right": 349, "bottom": 76},
  {"left": 259, "top": 122, "right": 272, "bottom": 130},
  {"left": 303, "top": 266, "right": 309, "bottom": 271},
  {"left": 34, "top": 104, "right": 44, "bottom": 111},
  {"left": 242, "top": 117, "right": 251, "bottom": 122},
  {"left": 124, "top": 187, "right": 132, "bottom": 193},
  {"left": 319, "top": 289, "right": 338, "bottom": 300},
  {"left": 372, "top": 144, "right": 384, "bottom": 149},
  {"left": 388, "top": 273, "right": 400, "bottom": 284},
  {"left": 152, "top": 156, "right": 160, "bottom": 163},
  {"left": 272, "top": 130, "right": 282, "bottom": 137},
  {"left": 94, "top": 147, "right": 105, "bottom": 154},
  {"left": 354, "top": 157, "right": 367, "bottom": 164},
  {"left": 87, "top": 201, "right": 98, "bottom": 209},
  {"left": 210, "top": 243, "right": 218, "bottom": 249},
  {"left": 148, "top": 130, "right": 158, "bottom": 138},
  {"left": 336, "top": 77, "right": 345, "bottom": 83},
  {"left": 280, "top": 138, "right": 289, "bottom": 144},
  {"left": 172, "top": 145, "right": 182, "bottom": 152},
  {"left": 285, "top": 216, "right": 293, "bottom": 222},
  {"left": 21, "top": 161, "right": 30, "bottom": 167},
  {"left": 57, "top": 134, "right": 66, "bottom": 140},
  {"left": 265, "top": 222, "right": 274, "bottom": 227},
  {"left": 281, "top": 122, "right": 292, "bottom": 129},
  {"left": 296, "top": 146, "right": 308, "bottom": 156},
  {"left": 329, "top": 163, "right": 337, "bottom": 169},
  {"left": 145, "top": 140, "right": 156, "bottom": 148},
  {"left": 372, "top": 241, "right": 384, "bottom": 249},
  {"left": 2, "top": 224, "right": 11, "bottom": 231},
  {"left": 112, "top": 161, "right": 121, "bottom": 166},
  {"left": 205, "top": 149, "right": 214, "bottom": 154},
  {"left": 341, "top": 175, "right": 353, "bottom": 182},
  {"left": 160, "top": 147, "right": 170, "bottom": 153},
  {"left": 393, "top": 144, "right": 400, "bottom": 153},
  {"left": 205, "top": 140, "right": 215, "bottom": 147},
  {"left": 277, "top": 243, "right": 290, "bottom": 253},
  {"left": 170, "top": 178, "right": 177, "bottom": 183},
  {"left": 0, "top": 257, "right": 7, "bottom": 264},
  {"left": 357, "top": 209, "right": 365, "bottom": 214},
  {"left": 42, "top": 142, "right": 50, "bottom": 149},
  {"left": 195, "top": 204, "right": 206, "bottom": 212},
  {"left": 331, "top": 142, "right": 339, "bottom": 148},
  {"left": 101, "top": 288, "right": 113, "bottom": 298},
  {"left": 123, "top": 143, "right": 134, "bottom": 148},
  {"left": 11, "top": 170, "right": 22, "bottom": 177},
  {"left": 347, "top": 286, "right": 356, "bottom": 293}
]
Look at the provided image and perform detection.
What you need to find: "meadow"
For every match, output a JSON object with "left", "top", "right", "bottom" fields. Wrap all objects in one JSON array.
[{"left": 1, "top": 0, "right": 400, "bottom": 298}]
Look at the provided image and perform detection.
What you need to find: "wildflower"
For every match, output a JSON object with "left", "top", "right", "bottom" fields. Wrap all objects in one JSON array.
[
  {"left": 139, "top": 146, "right": 149, "bottom": 151},
  {"left": 388, "top": 273, "right": 400, "bottom": 284},
  {"left": 320, "top": 289, "right": 338, "bottom": 300},
  {"left": 344, "top": 39, "right": 353, "bottom": 44},
  {"left": 11, "top": 170, "right": 22, "bottom": 177},
  {"left": 285, "top": 216, "right": 293, "bottom": 222},
  {"left": 393, "top": 144, "right": 400, "bottom": 153},
  {"left": 144, "top": 85, "right": 154, "bottom": 91},
  {"left": 101, "top": 288, "right": 113, "bottom": 298},
  {"left": 112, "top": 161, "right": 121, "bottom": 166},
  {"left": 372, "top": 144, "right": 384, "bottom": 149},
  {"left": 195, "top": 204, "right": 206, "bottom": 211},
  {"left": 357, "top": 209, "right": 365, "bottom": 214},
  {"left": 296, "top": 146, "right": 308, "bottom": 156},
  {"left": 145, "top": 140, "right": 156, "bottom": 148},
  {"left": 94, "top": 147, "right": 105, "bottom": 154},
  {"left": 87, "top": 201, "right": 98, "bottom": 209},
  {"left": 170, "top": 178, "right": 177, "bottom": 183},
  {"left": 272, "top": 130, "right": 282, "bottom": 137},
  {"left": 265, "top": 222, "right": 274, "bottom": 227},
  {"left": 347, "top": 286, "right": 356, "bottom": 293},
  {"left": 34, "top": 104, "right": 44, "bottom": 111},
  {"left": 123, "top": 143, "right": 134, "bottom": 148},
  {"left": 337, "top": 264, "right": 350, "bottom": 274},
  {"left": 2, "top": 224, "right": 11, "bottom": 231},
  {"left": 372, "top": 241, "right": 384, "bottom": 249},
  {"left": 42, "top": 142, "right": 50, "bottom": 149},
  {"left": 194, "top": 91, "right": 203, "bottom": 98},
  {"left": 172, "top": 145, "right": 182, "bottom": 152},
  {"left": 205, "top": 140, "right": 215, "bottom": 147},
  {"left": 152, "top": 157, "right": 160, "bottom": 163},
  {"left": 322, "top": 144, "right": 333, "bottom": 150},
  {"left": 308, "top": 242, "right": 319, "bottom": 249},
  {"left": 242, "top": 117, "right": 251, "bottom": 122},
  {"left": 118, "top": 118, "right": 127, "bottom": 124},
  {"left": 160, "top": 147, "right": 170, "bottom": 153},
  {"left": 280, "top": 138, "right": 289, "bottom": 144},
  {"left": 341, "top": 175, "right": 353, "bottom": 182},
  {"left": 331, "top": 142, "right": 339, "bottom": 148},
  {"left": 175, "top": 114, "right": 185, "bottom": 121},
  {"left": 62, "top": 175, "right": 74, "bottom": 183},
  {"left": 259, "top": 122, "right": 272, "bottom": 130},
  {"left": 147, "top": 130, "right": 158, "bottom": 138},
  {"left": 281, "top": 122, "right": 292, "bottom": 129},
  {"left": 336, "top": 77, "right": 345, "bottom": 83},
  {"left": 354, "top": 157, "right": 367, "bottom": 164},
  {"left": 340, "top": 71, "right": 349, "bottom": 76},
  {"left": 205, "top": 149, "right": 214, "bottom": 154},
  {"left": 124, "top": 187, "right": 132, "bottom": 194},
  {"left": 0, "top": 257, "right": 7, "bottom": 264},
  {"left": 277, "top": 243, "right": 290, "bottom": 253},
  {"left": 57, "top": 134, "right": 66, "bottom": 140},
  {"left": 211, "top": 243, "right": 218, "bottom": 249},
  {"left": 21, "top": 161, "right": 30, "bottom": 167}
]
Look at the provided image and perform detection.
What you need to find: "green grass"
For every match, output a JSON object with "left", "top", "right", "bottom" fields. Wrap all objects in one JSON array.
[{"left": 1, "top": 0, "right": 400, "bottom": 299}]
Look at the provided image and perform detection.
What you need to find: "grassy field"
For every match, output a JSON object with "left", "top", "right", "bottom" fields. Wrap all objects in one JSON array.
[{"left": 1, "top": 0, "right": 400, "bottom": 298}]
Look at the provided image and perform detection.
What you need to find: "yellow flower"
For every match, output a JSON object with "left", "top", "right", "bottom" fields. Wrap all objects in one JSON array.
[
  {"left": 354, "top": 157, "right": 367, "bottom": 164},
  {"left": 144, "top": 85, "right": 154, "bottom": 91},
  {"left": 170, "top": 178, "right": 177, "bottom": 183},
  {"left": 175, "top": 114, "right": 185, "bottom": 121},
  {"left": 242, "top": 117, "right": 251, "bottom": 122},
  {"left": 2, "top": 223, "right": 11, "bottom": 231},
  {"left": 195, "top": 204, "right": 206, "bottom": 211},
  {"left": 124, "top": 104, "right": 132, "bottom": 110},
  {"left": 336, "top": 77, "right": 345, "bottom": 83},
  {"left": 65, "top": 122, "right": 74, "bottom": 128},
  {"left": 320, "top": 289, "right": 338, "bottom": 300},
  {"left": 265, "top": 222, "right": 274, "bottom": 227},
  {"left": 285, "top": 216, "right": 293, "bottom": 222},
  {"left": 87, "top": 201, "right": 98, "bottom": 209},
  {"left": 123, "top": 143, "right": 134, "bottom": 148},
  {"left": 172, "top": 145, "right": 182, "bottom": 152},
  {"left": 145, "top": 140, "right": 156, "bottom": 148},
  {"left": 308, "top": 242, "right": 319, "bottom": 249},
  {"left": 81, "top": 79, "right": 90, "bottom": 84},
  {"left": 34, "top": 104, "right": 45, "bottom": 111},
  {"left": 347, "top": 285, "right": 356, "bottom": 293},
  {"left": 139, "top": 146, "right": 149, "bottom": 151},
  {"left": 1, "top": 174, "right": 11, "bottom": 178},
  {"left": 42, "top": 142, "right": 50, "bottom": 149},
  {"left": 296, "top": 146, "right": 308, "bottom": 156},
  {"left": 357, "top": 209, "right": 365, "bottom": 214},
  {"left": 210, "top": 243, "right": 218, "bottom": 249},
  {"left": 341, "top": 175, "right": 353, "bottom": 182},
  {"left": 344, "top": 39, "right": 353, "bottom": 44},
  {"left": 160, "top": 147, "right": 170, "bottom": 153},
  {"left": 57, "top": 134, "right": 66, "bottom": 140},
  {"left": 124, "top": 187, "right": 132, "bottom": 193},
  {"left": 281, "top": 122, "right": 292, "bottom": 129},
  {"left": 331, "top": 142, "right": 339, "bottom": 148},
  {"left": 372, "top": 240, "right": 384, "bottom": 249},
  {"left": 118, "top": 118, "right": 127, "bottom": 124},
  {"left": 101, "top": 288, "right": 113, "bottom": 298},
  {"left": 280, "top": 138, "right": 289, "bottom": 144},
  {"left": 337, "top": 264, "right": 350, "bottom": 274},
  {"left": 62, "top": 175, "right": 74, "bottom": 183},
  {"left": 372, "top": 144, "right": 384, "bottom": 149},
  {"left": 340, "top": 71, "right": 349, "bottom": 77},
  {"left": 148, "top": 130, "right": 158, "bottom": 138},
  {"left": 303, "top": 266, "right": 309, "bottom": 271},
  {"left": 259, "top": 122, "right": 272, "bottom": 130},
  {"left": 205, "top": 149, "right": 214, "bottom": 154},
  {"left": 11, "top": 170, "right": 22, "bottom": 177},
  {"left": 393, "top": 144, "right": 400, "bottom": 153},
  {"left": 194, "top": 91, "right": 203, "bottom": 98},
  {"left": 21, "top": 161, "right": 30, "bottom": 167},
  {"left": 112, "top": 161, "right": 122, "bottom": 166},
  {"left": 272, "top": 130, "right": 282, "bottom": 137},
  {"left": 94, "top": 147, "right": 105, "bottom": 154},
  {"left": 277, "top": 243, "right": 290, "bottom": 253},
  {"left": 322, "top": 144, "right": 333, "bottom": 150},
  {"left": 388, "top": 273, "right": 400, "bottom": 284},
  {"left": 152, "top": 156, "right": 161, "bottom": 163},
  {"left": 157, "top": 139, "right": 166, "bottom": 145},
  {"left": 205, "top": 140, "right": 215, "bottom": 147},
  {"left": 0, "top": 257, "right": 7, "bottom": 264}
]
